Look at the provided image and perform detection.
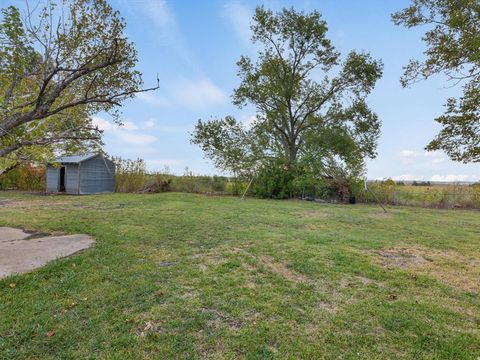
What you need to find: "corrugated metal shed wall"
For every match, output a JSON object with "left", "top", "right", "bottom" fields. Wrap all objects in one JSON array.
[
  {"left": 65, "top": 164, "right": 79, "bottom": 194},
  {"left": 79, "top": 156, "right": 115, "bottom": 194},
  {"left": 45, "top": 164, "right": 80, "bottom": 194},
  {"left": 46, "top": 166, "right": 58, "bottom": 193}
]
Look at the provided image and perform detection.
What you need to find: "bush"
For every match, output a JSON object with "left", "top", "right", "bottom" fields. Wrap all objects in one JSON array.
[
  {"left": 353, "top": 179, "right": 396, "bottom": 204},
  {"left": 142, "top": 173, "right": 172, "bottom": 193},
  {"left": 0, "top": 164, "right": 45, "bottom": 191},
  {"left": 252, "top": 160, "right": 295, "bottom": 199},
  {"left": 113, "top": 157, "right": 146, "bottom": 193}
]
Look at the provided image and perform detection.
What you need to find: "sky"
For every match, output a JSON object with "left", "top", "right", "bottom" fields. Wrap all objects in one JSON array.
[{"left": 5, "top": 0, "right": 480, "bottom": 181}]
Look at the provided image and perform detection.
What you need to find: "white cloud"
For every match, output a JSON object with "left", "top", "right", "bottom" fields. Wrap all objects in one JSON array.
[
  {"left": 147, "top": 159, "right": 183, "bottom": 167},
  {"left": 156, "top": 125, "right": 191, "bottom": 133},
  {"left": 432, "top": 157, "right": 445, "bottom": 164},
  {"left": 399, "top": 150, "right": 418, "bottom": 157},
  {"left": 172, "top": 78, "right": 227, "bottom": 109},
  {"left": 122, "top": 121, "right": 139, "bottom": 131},
  {"left": 221, "top": 1, "right": 252, "bottom": 45},
  {"left": 143, "top": 0, "right": 194, "bottom": 66},
  {"left": 391, "top": 173, "right": 478, "bottom": 183},
  {"left": 115, "top": 131, "right": 157, "bottom": 145},
  {"left": 144, "top": 0, "right": 175, "bottom": 32},
  {"left": 142, "top": 118, "right": 156, "bottom": 129},
  {"left": 136, "top": 92, "right": 170, "bottom": 107},
  {"left": 424, "top": 150, "right": 446, "bottom": 164},
  {"left": 92, "top": 116, "right": 115, "bottom": 131},
  {"left": 92, "top": 116, "right": 157, "bottom": 146},
  {"left": 429, "top": 174, "right": 478, "bottom": 182},
  {"left": 392, "top": 174, "right": 426, "bottom": 181},
  {"left": 240, "top": 114, "right": 257, "bottom": 128},
  {"left": 399, "top": 149, "right": 448, "bottom": 165},
  {"left": 399, "top": 149, "right": 420, "bottom": 165},
  {"left": 137, "top": 77, "right": 228, "bottom": 111}
]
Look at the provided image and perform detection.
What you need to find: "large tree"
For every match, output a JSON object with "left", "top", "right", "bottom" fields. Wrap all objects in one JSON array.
[
  {"left": 192, "top": 7, "right": 382, "bottom": 186},
  {"left": 393, "top": 0, "right": 480, "bottom": 163},
  {"left": 0, "top": 0, "right": 157, "bottom": 173}
]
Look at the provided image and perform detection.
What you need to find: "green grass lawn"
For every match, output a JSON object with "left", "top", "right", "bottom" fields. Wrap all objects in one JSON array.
[{"left": 0, "top": 192, "right": 479, "bottom": 359}]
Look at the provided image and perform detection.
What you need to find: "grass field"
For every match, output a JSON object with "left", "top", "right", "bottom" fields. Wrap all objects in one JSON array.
[{"left": 0, "top": 192, "right": 479, "bottom": 359}]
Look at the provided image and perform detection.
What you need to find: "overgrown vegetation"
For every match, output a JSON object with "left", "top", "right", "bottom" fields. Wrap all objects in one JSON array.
[
  {"left": 0, "top": 192, "right": 478, "bottom": 358},
  {"left": 1, "top": 158, "right": 478, "bottom": 209},
  {"left": 113, "top": 157, "right": 147, "bottom": 193},
  {"left": 356, "top": 180, "right": 480, "bottom": 209},
  {"left": 0, "top": 163, "right": 44, "bottom": 191},
  {"left": 113, "top": 158, "right": 244, "bottom": 195},
  {"left": 192, "top": 7, "right": 383, "bottom": 199}
]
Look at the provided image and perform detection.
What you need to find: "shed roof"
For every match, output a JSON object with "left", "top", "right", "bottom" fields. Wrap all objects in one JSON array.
[{"left": 54, "top": 153, "right": 99, "bottom": 164}]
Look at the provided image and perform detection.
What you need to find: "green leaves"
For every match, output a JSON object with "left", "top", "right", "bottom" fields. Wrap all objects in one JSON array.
[
  {"left": 393, "top": 0, "right": 480, "bottom": 162},
  {"left": 0, "top": 0, "right": 154, "bottom": 171},
  {"left": 233, "top": 6, "right": 382, "bottom": 168},
  {"left": 191, "top": 117, "right": 258, "bottom": 176},
  {"left": 193, "top": 7, "right": 383, "bottom": 197}
]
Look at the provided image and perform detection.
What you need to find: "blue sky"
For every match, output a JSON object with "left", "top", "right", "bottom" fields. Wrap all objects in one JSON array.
[{"left": 7, "top": 0, "right": 480, "bottom": 181}]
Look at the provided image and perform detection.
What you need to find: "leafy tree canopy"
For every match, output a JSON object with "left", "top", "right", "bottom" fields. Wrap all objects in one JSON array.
[
  {"left": 393, "top": 0, "right": 480, "bottom": 162},
  {"left": 0, "top": 0, "right": 157, "bottom": 173},
  {"left": 192, "top": 7, "right": 383, "bottom": 196}
]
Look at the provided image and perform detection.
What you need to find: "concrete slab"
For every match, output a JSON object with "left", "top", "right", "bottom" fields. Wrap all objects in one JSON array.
[
  {"left": 0, "top": 230, "right": 95, "bottom": 279},
  {"left": 0, "top": 227, "right": 30, "bottom": 242}
]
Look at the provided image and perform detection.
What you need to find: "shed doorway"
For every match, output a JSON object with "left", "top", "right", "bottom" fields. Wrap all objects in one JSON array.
[{"left": 58, "top": 166, "right": 66, "bottom": 192}]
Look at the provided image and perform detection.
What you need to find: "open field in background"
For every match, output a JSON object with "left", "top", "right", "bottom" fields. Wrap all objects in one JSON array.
[
  {"left": 1, "top": 163, "right": 479, "bottom": 209},
  {"left": 363, "top": 182, "right": 480, "bottom": 209},
  {"left": 0, "top": 192, "right": 479, "bottom": 359}
]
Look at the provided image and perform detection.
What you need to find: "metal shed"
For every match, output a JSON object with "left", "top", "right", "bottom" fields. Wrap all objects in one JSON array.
[{"left": 46, "top": 154, "right": 115, "bottom": 194}]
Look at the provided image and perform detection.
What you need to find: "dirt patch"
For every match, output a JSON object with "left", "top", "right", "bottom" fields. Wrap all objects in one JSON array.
[
  {"left": 0, "top": 199, "right": 16, "bottom": 207},
  {"left": 318, "top": 301, "right": 337, "bottom": 313},
  {"left": 137, "top": 320, "right": 162, "bottom": 337},
  {"left": 191, "top": 251, "right": 228, "bottom": 267},
  {"left": 192, "top": 246, "right": 252, "bottom": 270},
  {"left": 260, "top": 255, "right": 307, "bottom": 282},
  {"left": 0, "top": 198, "right": 55, "bottom": 209},
  {"left": 242, "top": 262, "right": 256, "bottom": 272},
  {"left": 302, "top": 211, "right": 329, "bottom": 219},
  {"left": 244, "top": 280, "right": 256, "bottom": 289},
  {"left": 300, "top": 223, "right": 328, "bottom": 231},
  {"left": 376, "top": 247, "right": 480, "bottom": 293},
  {"left": 201, "top": 308, "right": 243, "bottom": 330},
  {"left": 159, "top": 260, "right": 180, "bottom": 267},
  {"left": 379, "top": 248, "right": 428, "bottom": 267}
]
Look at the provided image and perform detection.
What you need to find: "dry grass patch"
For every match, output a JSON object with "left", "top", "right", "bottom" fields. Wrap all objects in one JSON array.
[
  {"left": 0, "top": 199, "right": 44, "bottom": 209},
  {"left": 300, "top": 222, "right": 329, "bottom": 231},
  {"left": 377, "top": 246, "right": 480, "bottom": 293},
  {"left": 301, "top": 210, "right": 330, "bottom": 219},
  {"left": 201, "top": 308, "right": 244, "bottom": 330},
  {"left": 260, "top": 255, "right": 307, "bottom": 282},
  {"left": 137, "top": 320, "right": 162, "bottom": 337}
]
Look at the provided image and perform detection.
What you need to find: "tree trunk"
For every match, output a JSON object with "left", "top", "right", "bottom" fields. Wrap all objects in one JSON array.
[{"left": 286, "top": 139, "right": 298, "bottom": 169}]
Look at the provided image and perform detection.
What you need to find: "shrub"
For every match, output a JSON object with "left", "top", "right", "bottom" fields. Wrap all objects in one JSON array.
[
  {"left": 0, "top": 164, "right": 45, "bottom": 191},
  {"left": 252, "top": 160, "right": 295, "bottom": 199},
  {"left": 142, "top": 173, "right": 172, "bottom": 193},
  {"left": 113, "top": 157, "right": 146, "bottom": 193}
]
